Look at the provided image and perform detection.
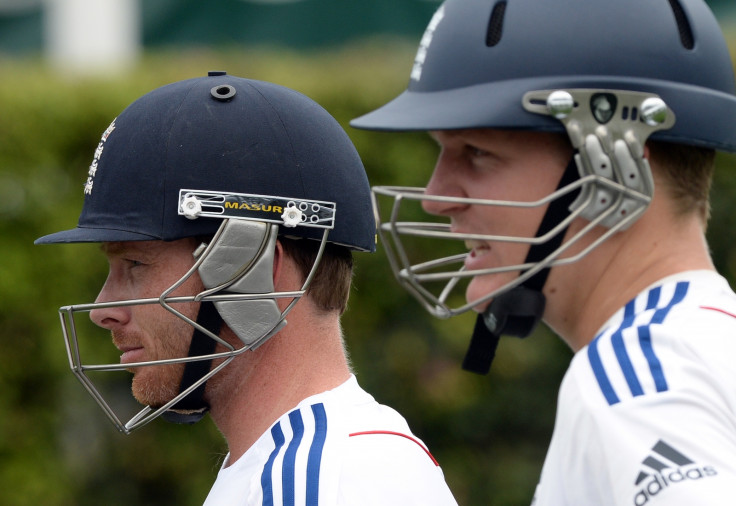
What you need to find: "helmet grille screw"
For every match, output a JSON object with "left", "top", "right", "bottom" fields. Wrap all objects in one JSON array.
[
  {"left": 181, "top": 195, "right": 202, "bottom": 220},
  {"left": 546, "top": 90, "right": 575, "bottom": 119},
  {"left": 640, "top": 97, "right": 668, "bottom": 126},
  {"left": 281, "top": 203, "right": 304, "bottom": 228}
]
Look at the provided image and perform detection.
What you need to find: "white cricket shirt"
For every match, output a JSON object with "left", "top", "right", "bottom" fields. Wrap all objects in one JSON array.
[
  {"left": 203, "top": 374, "right": 458, "bottom": 506},
  {"left": 533, "top": 270, "right": 736, "bottom": 505}
]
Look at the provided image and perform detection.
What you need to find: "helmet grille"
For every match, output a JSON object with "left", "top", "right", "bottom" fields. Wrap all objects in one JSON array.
[
  {"left": 486, "top": 1, "right": 507, "bottom": 47},
  {"left": 667, "top": 0, "right": 695, "bottom": 50}
]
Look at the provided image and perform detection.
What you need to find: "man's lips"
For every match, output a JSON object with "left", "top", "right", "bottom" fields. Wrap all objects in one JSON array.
[
  {"left": 118, "top": 346, "right": 144, "bottom": 364},
  {"left": 464, "top": 240, "right": 491, "bottom": 268}
]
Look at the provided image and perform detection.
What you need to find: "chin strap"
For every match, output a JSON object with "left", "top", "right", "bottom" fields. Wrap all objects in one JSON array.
[
  {"left": 462, "top": 158, "right": 580, "bottom": 374},
  {"left": 161, "top": 300, "right": 223, "bottom": 424}
]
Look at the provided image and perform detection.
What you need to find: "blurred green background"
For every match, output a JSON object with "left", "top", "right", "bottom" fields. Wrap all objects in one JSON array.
[{"left": 2, "top": 3, "right": 736, "bottom": 506}]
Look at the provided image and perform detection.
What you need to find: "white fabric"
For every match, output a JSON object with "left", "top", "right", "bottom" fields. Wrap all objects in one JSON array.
[
  {"left": 533, "top": 270, "right": 736, "bottom": 505},
  {"left": 203, "top": 375, "right": 458, "bottom": 506}
]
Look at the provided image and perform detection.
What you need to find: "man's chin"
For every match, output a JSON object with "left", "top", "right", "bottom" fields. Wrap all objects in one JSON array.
[
  {"left": 466, "top": 273, "right": 522, "bottom": 314},
  {"left": 472, "top": 301, "right": 492, "bottom": 314},
  {"left": 130, "top": 371, "right": 181, "bottom": 408},
  {"left": 466, "top": 284, "right": 496, "bottom": 314}
]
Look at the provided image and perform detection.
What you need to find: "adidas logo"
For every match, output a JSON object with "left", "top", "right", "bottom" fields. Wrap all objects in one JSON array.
[{"left": 633, "top": 440, "right": 718, "bottom": 505}]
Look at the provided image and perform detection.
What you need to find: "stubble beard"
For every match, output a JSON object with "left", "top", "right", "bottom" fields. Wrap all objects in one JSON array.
[
  {"left": 114, "top": 318, "right": 194, "bottom": 409},
  {"left": 130, "top": 362, "right": 186, "bottom": 409}
]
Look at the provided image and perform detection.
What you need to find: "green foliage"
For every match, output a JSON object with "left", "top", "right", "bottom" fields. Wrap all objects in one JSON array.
[{"left": 2, "top": 42, "right": 736, "bottom": 506}]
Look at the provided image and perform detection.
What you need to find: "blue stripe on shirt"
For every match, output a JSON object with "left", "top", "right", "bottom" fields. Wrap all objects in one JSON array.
[
  {"left": 282, "top": 410, "right": 305, "bottom": 506},
  {"left": 588, "top": 332, "right": 620, "bottom": 405},
  {"left": 612, "top": 301, "right": 644, "bottom": 397},
  {"left": 638, "top": 281, "right": 689, "bottom": 393},
  {"left": 306, "top": 404, "right": 328, "bottom": 505},
  {"left": 262, "top": 422, "right": 286, "bottom": 506},
  {"left": 589, "top": 281, "right": 689, "bottom": 405},
  {"left": 260, "top": 404, "right": 329, "bottom": 506}
]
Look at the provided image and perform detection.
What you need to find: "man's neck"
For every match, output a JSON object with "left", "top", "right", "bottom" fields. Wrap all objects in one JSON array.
[
  {"left": 544, "top": 211, "right": 714, "bottom": 352},
  {"left": 205, "top": 311, "right": 351, "bottom": 464}
]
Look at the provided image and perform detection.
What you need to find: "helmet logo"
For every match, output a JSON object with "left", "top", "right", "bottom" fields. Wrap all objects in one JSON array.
[
  {"left": 590, "top": 93, "right": 617, "bottom": 124},
  {"left": 84, "top": 119, "right": 116, "bottom": 195},
  {"left": 411, "top": 5, "right": 445, "bottom": 82}
]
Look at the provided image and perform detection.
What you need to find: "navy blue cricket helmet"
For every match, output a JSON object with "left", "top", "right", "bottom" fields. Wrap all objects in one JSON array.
[
  {"left": 38, "top": 71, "right": 375, "bottom": 251},
  {"left": 352, "top": 0, "right": 736, "bottom": 152}
]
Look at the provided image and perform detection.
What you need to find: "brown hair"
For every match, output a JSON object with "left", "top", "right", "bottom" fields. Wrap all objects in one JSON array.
[
  {"left": 646, "top": 140, "right": 715, "bottom": 224},
  {"left": 279, "top": 237, "right": 354, "bottom": 315}
]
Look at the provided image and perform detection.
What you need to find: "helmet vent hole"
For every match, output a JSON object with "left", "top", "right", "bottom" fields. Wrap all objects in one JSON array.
[
  {"left": 485, "top": 1, "right": 507, "bottom": 47},
  {"left": 620, "top": 107, "right": 639, "bottom": 121},
  {"left": 666, "top": 0, "right": 695, "bottom": 50},
  {"left": 211, "top": 84, "right": 237, "bottom": 101}
]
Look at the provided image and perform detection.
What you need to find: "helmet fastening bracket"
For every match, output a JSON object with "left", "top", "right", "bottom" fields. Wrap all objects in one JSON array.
[{"left": 524, "top": 89, "right": 676, "bottom": 230}]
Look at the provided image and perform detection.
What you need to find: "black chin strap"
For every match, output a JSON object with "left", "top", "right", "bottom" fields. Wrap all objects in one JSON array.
[
  {"left": 462, "top": 158, "right": 580, "bottom": 374},
  {"left": 161, "top": 301, "right": 223, "bottom": 424}
]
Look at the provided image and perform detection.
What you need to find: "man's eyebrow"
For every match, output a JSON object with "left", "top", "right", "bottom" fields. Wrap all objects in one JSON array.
[{"left": 99, "top": 242, "right": 130, "bottom": 255}]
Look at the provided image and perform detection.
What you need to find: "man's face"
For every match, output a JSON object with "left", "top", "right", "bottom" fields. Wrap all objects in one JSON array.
[
  {"left": 89, "top": 238, "right": 204, "bottom": 408},
  {"left": 423, "top": 128, "right": 572, "bottom": 311}
]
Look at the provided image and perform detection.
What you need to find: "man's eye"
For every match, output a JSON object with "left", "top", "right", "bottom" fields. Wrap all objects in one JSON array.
[
  {"left": 466, "top": 145, "right": 489, "bottom": 157},
  {"left": 125, "top": 259, "right": 144, "bottom": 267}
]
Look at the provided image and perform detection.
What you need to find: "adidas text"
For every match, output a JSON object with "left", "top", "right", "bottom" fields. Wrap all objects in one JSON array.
[{"left": 633, "top": 466, "right": 718, "bottom": 505}]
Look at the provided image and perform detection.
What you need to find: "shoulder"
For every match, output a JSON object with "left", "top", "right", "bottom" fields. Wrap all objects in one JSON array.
[
  {"left": 336, "top": 424, "right": 457, "bottom": 506},
  {"left": 538, "top": 273, "right": 736, "bottom": 504},
  {"left": 205, "top": 377, "right": 457, "bottom": 506},
  {"left": 571, "top": 272, "right": 736, "bottom": 409},
  {"left": 325, "top": 376, "right": 444, "bottom": 471},
  {"left": 255, "top": 376, "right": 457, "bottom": 506},
  {"left": 325, "top": 377, "right": 458, "bottom": 505}
]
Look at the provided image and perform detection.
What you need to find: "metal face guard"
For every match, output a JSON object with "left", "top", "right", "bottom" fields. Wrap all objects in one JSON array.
[
  {"left": 59, "top": 218, "right": 331, "bottom": 434},
  {"left": 372, "top": 89, "right": 675, "bottom": 320}
]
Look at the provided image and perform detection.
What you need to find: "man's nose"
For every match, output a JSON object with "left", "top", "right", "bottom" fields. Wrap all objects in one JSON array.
[
  {"left": 421, "top": 152, "right": 469, "bottom": 216},
  {"left": 89, "top": 276, "right": 131, "bottom": 329}
]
